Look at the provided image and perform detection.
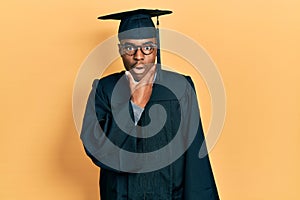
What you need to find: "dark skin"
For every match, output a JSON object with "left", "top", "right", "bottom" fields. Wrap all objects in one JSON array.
[{"left": 119, "top": 38, "right": 157, "bottom": 108}]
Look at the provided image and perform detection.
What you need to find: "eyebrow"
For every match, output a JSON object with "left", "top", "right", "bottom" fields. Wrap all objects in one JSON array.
[{"left": 121, "top": 41, "right": 156, "bottom": 46}]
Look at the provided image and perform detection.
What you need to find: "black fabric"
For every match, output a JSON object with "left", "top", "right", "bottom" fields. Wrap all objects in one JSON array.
[
  {"left": 118, "top": 14, "right": 154, "bottom": 33},
  {"left": 98, "top": 9, "right": 172, "bottom": 22},
  {"left": 81, "top": 69, "right": 220, "bottom": 200},
  {"left": 98, "top": 9, "right": 172, "bottom": 40}
]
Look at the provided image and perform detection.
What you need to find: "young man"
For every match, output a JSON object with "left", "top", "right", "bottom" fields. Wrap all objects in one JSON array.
[{"left": 81, "top": 9, "right": 220, "bottom": 200}]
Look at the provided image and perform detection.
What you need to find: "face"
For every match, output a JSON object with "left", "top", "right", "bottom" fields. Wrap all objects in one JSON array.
[{"left": 119, "top": 38, "right": 157, "bottom": 81}]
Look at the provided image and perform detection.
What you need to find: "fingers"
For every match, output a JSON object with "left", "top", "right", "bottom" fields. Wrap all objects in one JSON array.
[
  {"left": 126, "top": 64, "right": 156, "bottom": 85},
  {"left": 125, "top": 65, "right": 155, "bottom": 107},
  {"left": 125, "top": 71, "right": 138, "bottom": 88},
  {"left": 140, "top": 64, "right": 156, "bottom": 84}
]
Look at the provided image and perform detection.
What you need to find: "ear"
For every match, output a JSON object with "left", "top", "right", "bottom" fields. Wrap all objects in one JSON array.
[{"left": 118, "top": 43, "right": 122, "bottom": 56}]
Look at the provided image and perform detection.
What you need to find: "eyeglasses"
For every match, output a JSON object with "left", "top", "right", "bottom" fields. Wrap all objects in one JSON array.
[{"left": 120, "top": 43, "right": 157, "bottom": 56}]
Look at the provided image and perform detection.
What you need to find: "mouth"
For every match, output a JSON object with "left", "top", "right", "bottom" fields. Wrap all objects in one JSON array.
[
  {"left": 130, "top": 63, "right": 146, "bottom": 73},
  {"left": 134, "top": 65, "right": 145, "bottom": 70}
]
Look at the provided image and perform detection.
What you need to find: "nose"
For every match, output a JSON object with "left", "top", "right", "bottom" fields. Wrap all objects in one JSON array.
[{"left": 133, "top": 48, "right": 144, "bottom": 60}]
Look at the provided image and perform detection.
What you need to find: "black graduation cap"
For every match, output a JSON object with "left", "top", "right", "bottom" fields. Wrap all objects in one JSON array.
[{"left": 98, "top": 9, "right": 172, "bottom": 65}]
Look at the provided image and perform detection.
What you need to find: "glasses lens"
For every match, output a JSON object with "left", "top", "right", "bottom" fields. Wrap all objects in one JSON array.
[
  {"left": 123, "top": 45, "right": 136, "bottom": 56},
  {"left": 141, "top": 44, "right": 156, "bottom": 55},
  {"left": 121, "top": 43, "right": 157, "bottom": 56}
]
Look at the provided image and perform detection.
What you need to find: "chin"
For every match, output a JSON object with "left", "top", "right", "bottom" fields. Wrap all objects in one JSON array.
[
  {"left": 133, "top": 75, "right": 143, "bottom": 82},
  {"left": 132, "top": 73, "right": 145, "bottom": 81}
]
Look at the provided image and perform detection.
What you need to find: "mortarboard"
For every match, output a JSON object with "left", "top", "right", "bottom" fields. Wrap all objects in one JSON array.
[{"left": 98, "top": 9, "right": 172, "bottom": 66}]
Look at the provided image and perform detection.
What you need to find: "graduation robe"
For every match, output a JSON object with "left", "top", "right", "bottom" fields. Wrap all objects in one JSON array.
[{"left": 81, "top": 69, "right": 220, "bottom": 200}]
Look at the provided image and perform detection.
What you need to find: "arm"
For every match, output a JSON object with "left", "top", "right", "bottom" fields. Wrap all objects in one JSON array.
[
  {"left": 80, "top": 78, "right": 136, "bottom": 172},
  {"left": 183, "top": 76, "right": 220, "bottom": 199}
]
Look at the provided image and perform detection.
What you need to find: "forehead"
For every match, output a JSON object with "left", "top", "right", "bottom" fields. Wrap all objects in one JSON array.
[{"left": 120, "top": 38, "right": 156, "bottom": 45}]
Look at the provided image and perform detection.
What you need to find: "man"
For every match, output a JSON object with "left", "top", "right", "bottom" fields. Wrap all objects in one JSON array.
[{"left": 81, "top": 9, "right": 220, "bottom": 200}]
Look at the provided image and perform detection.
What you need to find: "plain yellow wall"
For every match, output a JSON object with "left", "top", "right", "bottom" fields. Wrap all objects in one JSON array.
[{"left": 1, "top": 0, "right": 300, "bottom": 199}]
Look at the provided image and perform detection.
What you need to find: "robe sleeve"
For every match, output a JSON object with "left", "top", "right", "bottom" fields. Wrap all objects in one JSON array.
[
  {"left": 80, "top": 79, "right": 136, "bottom": 172},
  {"left": 183, "top": 76, "right": 220, "bottom": 199}
]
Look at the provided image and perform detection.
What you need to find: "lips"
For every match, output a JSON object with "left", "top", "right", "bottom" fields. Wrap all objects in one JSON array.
[
  {"left": 132, "top": 67, "right": 146, "bottom": 74},
  {"left": 130, "top": 63, "right": 146, "bottom": 73},
  {"left": 134, "top": 65, "right": 145, "bottom": 70}
]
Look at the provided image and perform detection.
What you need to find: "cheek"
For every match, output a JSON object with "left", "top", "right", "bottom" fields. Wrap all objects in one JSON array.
[
  {"left": 121, "top": 55, "right": 133, "bottom": 69},
  {"left": 151, "top": 50, "right": 157, "bottom": 62},
  {"left": 147, "top": 53, "right": 157, "bottom": 64}
]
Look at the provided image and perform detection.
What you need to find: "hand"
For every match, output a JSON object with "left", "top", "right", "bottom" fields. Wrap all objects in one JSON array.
[{"left": 125, "top": 65, "right": 156, "bottom": 108}]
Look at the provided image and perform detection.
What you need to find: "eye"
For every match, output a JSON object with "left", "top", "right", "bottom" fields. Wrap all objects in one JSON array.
[
  {"left": 143, "top": 45, "right": 153, "bottom": 51},
  {"left": 124, "top": 45, "right": 135, "bottom": 51}
]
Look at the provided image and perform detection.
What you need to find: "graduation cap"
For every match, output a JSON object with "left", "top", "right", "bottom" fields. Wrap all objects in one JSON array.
[{"left": 98, "top": 9, "right": 172, "bottom": 65}]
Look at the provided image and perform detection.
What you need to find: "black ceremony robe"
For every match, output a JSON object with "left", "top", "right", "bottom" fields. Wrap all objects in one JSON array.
[{"left": 81, "top": 69, "right": 220, "bottom": 200}]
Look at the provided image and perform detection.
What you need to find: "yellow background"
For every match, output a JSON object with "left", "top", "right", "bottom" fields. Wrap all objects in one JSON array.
[{"left": 1, "top": 0, "right": 300, "bottom": 199}]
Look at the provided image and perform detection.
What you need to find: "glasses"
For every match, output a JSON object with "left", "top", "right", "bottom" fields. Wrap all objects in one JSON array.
[{"left": 120, "top": 43, "right": 157, "bottom": 56}]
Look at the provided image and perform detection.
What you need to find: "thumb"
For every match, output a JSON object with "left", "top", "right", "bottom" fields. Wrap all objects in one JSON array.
[
  {"left": 140, "top": 64, "right": 156, "bottom": 84},
  {"left": 125, "top": 71, "right": 137, "bottom": 87}
]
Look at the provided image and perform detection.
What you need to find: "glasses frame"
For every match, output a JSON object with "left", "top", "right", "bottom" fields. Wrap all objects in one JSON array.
[{"left": 119, "top": 42, "right": 158, "bottom": 56}]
